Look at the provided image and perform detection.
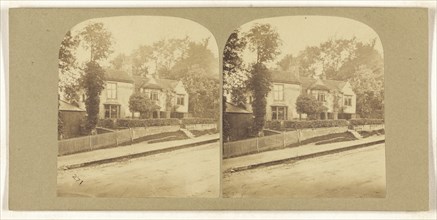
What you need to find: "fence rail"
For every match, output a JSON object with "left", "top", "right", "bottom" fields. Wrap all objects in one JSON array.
[
  {"left": 58, "top": 123, "right": 216, "bottom": 156},
  {"left": 223, "top": 126, "right": 348, "bottom": 158}
]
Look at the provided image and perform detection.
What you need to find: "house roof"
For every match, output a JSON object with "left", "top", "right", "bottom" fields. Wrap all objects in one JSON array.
[
  {"left": 299, "top": 77, "right": 346, "bottom": 92},
  {"left": 225, "top": 102, "right": 252, "bottom": 114},
  {"left": 59, "top": 100, "right": 85, "bottom": 112},
  {"left": 270, "top": 70, "right": 301, "bottom": 85},
  {"left": 134, "top": 75, "right": 180, "bottom": 91},
  {"left": 104, "top": 69, "right": 134, "bottom": 84}
]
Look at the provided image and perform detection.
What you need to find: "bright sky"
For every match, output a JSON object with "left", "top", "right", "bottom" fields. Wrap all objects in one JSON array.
[
  {"left": 238, "top": 16, "right": 384, "bottom": 66},
  {"left": 70, "top": 16, "right": 219, "bottom": 65}
]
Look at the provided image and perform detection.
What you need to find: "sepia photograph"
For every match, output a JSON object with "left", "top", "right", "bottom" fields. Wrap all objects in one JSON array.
[
  {"left": 57, "top": 16, "right": 220, "bottom": 198},
  {"left": 223, "top": 16, "right": 386, "bottom": 198}
]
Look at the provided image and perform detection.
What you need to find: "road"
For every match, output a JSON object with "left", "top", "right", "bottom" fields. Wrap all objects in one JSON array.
[
  {"left": 57, "top": 142, "right": 220, "bottom": 198},
  {"left": 223, "top": 143, "right": 386, "bottom": 198}
]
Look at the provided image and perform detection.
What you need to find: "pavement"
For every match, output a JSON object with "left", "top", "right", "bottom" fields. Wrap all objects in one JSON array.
[
  {"left": 58, "top": 133, "right": 219, "bottom": 170},
  {"left": 223, "top": 135, "right": 385, "bottom": 172}
]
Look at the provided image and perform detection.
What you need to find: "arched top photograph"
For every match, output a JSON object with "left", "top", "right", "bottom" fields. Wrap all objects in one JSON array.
[{"left": 57, "top": 16, "right": 220, "bottom": 198}]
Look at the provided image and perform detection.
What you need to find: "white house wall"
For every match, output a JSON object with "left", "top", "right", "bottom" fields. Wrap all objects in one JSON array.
[
  {"left": 266, "top": 83, "right": 301, "bottom": 120},
  {"left": 99, "top": 81, "right": 134, "bottom": 118},
  {"left": 174, "top": 81, "right": 189, "bottom": 113},
  {"left": 341, "top": 83, "right": 356, "bottom": 114}
]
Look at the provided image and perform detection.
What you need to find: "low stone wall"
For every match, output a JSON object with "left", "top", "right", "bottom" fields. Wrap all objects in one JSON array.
[
  {"left": 299, "top": 126, "right": 348, "bottom": 141},
  {"left": 184, "top": 123, "right": 217, "bottom": 131},
  {"left": 132, "top": 125, "right": 181, "bottom": 139},
  {"left": 353, "top": 124, "right": 385, "bottom": 132}
]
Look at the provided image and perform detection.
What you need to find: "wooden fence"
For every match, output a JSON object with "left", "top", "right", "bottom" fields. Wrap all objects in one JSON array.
[
  {"left": 58, "top": 125, "right": 181, "bottom": 156},
  {"left": 223, "top": 126, "right": 348, "bottom": 158}
]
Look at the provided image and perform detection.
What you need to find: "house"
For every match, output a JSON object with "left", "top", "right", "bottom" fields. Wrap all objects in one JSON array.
[
  {"left": 242, "top": 69, "right": 356, "bottom": 121},
  {"left": 98, "top": 69, "right": 136, "bottom": 119},
  {"left": 59, "top": 99, "right": 86, "bottom": 139},
  {"left": 67, "top": 69, "right": 189, "bottom": 120},
  {"left": 133, "top": 73, "right": 189, "bottom": 118},
  {"left": 300, "top": 75, "right": 356, "bottom": 120}
]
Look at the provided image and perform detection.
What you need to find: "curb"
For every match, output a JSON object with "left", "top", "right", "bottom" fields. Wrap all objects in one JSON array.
[
  {"left": 62, "top": 138, "right": 219, "bottom": 170},
  {"left": 225, "top": 139, "right": 385, "bottom": 173}
]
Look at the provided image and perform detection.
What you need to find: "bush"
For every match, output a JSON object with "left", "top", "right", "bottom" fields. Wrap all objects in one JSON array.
[
  {"left": 115, "top": 118, "right": 181, "bottom": 128},
  {"left": 349, "top": 118, "right": 384, "bottom": 126},
  {"left": 265, "top": 121, "right": 282, "bottom": 131},
  {"left": 265, "top": 119, "right": 349, "bottom": 131},
  {"left": 97, "top": 119, "right": 116, "bottom": 129},
  {"left": 181, "top": 118, "right": 217, "bottom": 125}
]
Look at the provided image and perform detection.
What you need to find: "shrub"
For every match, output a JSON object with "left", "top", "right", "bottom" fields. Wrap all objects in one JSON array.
[
  {"left": 265, "top": 120, "right": 282, "bottom": 131},
  {"left": 181, "top": 118, "right": 217, "bottom": 125},
  {"left": 116, "top": 118, "right": 181, "bottom": 128},
  {"left": 349, "top": 118, "right": 384, "bottom": 126},
  {"left": 97, "top": 119, "right": 116, "bottom": 129}
]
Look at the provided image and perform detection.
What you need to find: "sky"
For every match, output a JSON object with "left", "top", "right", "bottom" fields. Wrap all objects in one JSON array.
[
  {"left": 70, "top": 16, "right": 219, "bottom": 66},
  {"left": 238, "top": 16, "right": 384, "bottom": 67}
]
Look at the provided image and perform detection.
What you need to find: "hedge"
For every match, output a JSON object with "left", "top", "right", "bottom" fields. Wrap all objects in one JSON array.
[
  {"left": 97, "top": 118, "right": 180, "bottom": 128},
  {"left": 349, "top": 118, "right": 384, "bottom": 126},
  {"left": 265, "top": 119, "right": 349, "bottom": 131},
  {"left": 181, "top": 118, "right": 217, "bottom": 125},
  {"left": 98, "top": 118, "right": 217, "bottom": 129},
  {"left": 97, "top": 119, "right": 116, "bottom": 129}
]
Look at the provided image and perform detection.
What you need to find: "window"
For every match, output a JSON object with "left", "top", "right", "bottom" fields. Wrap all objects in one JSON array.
[
  {"left": 106, "top": 83, "right": 117, "bottom": 99},
  {"left": 317, "top": 92, "right": 326, "bottom": 102},
  {"left": 344, "top": 96, "right": 352, "bottom": 106},
  {"left": 104, "top": 104, "right": 120, "bottom": 119},
  {"left": 271, "top": 106, "right": 287, "bottom": 120},
  {"left": 177, "top": 95, "right": 184, "bottom": 105},
  {"left": 151, "top": 91, "right": 159, "bottom": 101},
  {"left": 273, "top": 84, "right": 284, "bottom": 101}
]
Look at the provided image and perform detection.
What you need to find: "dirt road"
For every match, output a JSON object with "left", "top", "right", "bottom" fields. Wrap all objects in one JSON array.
[
  {"left": 57, "top": 142, "right": 220, "bottom": 198},
  {"left": 223, "top": 144, "right": 386, "bottom": 198}
]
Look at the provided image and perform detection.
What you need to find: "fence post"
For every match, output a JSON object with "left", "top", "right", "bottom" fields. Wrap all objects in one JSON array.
[
  {"left": 89, "top": 135, "right": 92, "bottom": 151},
  {"left": 283, "top": 131, "right": 286, "bottom": 148},
  {"left": 256, "top": 137, "right": 259, "bottom": 152},
  {"left": 297, "top": 129, "right": 301, "bottom": 145},
  {"left": 130, "top": 128, "right": 134, "bottom": 145},
  {"left": 115, "top": 130, "right": 119, "bottom": 147}
]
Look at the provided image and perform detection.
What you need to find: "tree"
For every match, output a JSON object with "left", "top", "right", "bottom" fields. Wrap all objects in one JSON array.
[
  {"left": 110, "top": 53, "right": 128, "bottom": 70},
  {"left": 247, "top": 63, "right": 272, "bottom": 133},
  {"left": 222, "top": 96, "right": 231, "bottom": 142},
  {"left": 131, "top": 44, "right": 154, "bottom": 76},
  {"left": 58, "top": 30, "right": 80, "bottom": 102},
  {"left": 244, "top": 23, "right": 282, "bottom": 64},
  {"left": 82, "top": 61, "right": 106, "bottom": 133},
  {"left": 296, "top": 38, "right": 357, "bottom": 78},
  {"left": 169, "top": 39, "right": 220, "bottom": 119},
  {"left": 295, "top": 94, "right": 326, "bottom": 120},
  {"left": 276, "top": 54, "right": 294, "bottom": 71},
  {"left": 223, "top": 30, "right": 248, "bottom": 106},
  {"left": 78, "top": 22, "right": 113, "bottom": 133},
  {"left": 244, "top": 23, "right": 281, "bottom": 135},
  {"left": 128, "top": 92, "right": 160, "bottom": 119},
  {"left": 79, "top": 22, "right": 113, "bottom": 62}
]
